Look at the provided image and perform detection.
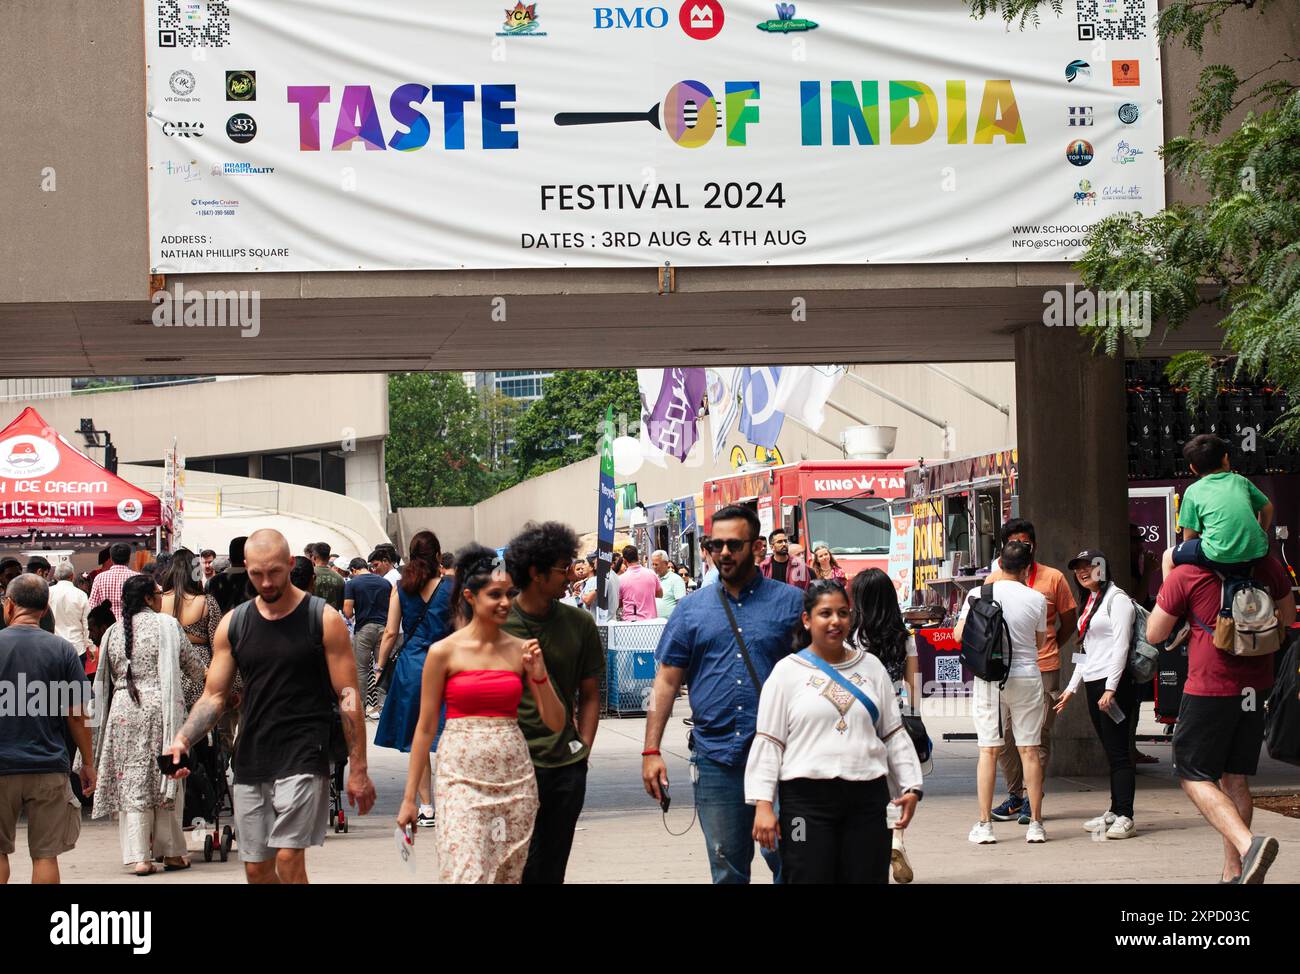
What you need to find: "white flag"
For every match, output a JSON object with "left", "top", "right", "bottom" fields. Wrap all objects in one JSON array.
[
  {"left": 771, "top": 365, "right": 847, "bottom": 432},
  {"left": 706, "top": 366, "right": 741, "bottom": 462}
]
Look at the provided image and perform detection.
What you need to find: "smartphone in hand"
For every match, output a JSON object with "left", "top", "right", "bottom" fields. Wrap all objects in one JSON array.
[{"left": 156, "top": 751, "right": 191, "bottom": 775}]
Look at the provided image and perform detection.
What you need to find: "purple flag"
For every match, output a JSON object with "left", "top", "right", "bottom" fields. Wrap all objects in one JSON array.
[{"left": 644, "top": 367, "right": 707, "bottom": 462}]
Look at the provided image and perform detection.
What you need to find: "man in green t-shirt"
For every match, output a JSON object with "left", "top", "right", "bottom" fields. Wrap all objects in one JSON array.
[
  {"left": 652, "top": 549, "right": 687, "bottom": 618},
  {"left": 1164, "top": 435, "right": 1273, "bottom": 583},
  {"left": 504, "top": 522, "right": 604, "bottom": 885},
  {"left": 309, "top": 542, "right": 345, "bottom": 610}
]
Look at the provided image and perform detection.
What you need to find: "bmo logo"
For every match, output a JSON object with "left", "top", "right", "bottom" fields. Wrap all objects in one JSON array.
[
  {"left": 595, "top": 1, "right": 722, "bottom": 37},
  {"left": 594, "top": 6, "right": 670, "bottom": 29},
  {"left": 680, "top": 0, "right": 724, "bottom": 39}
]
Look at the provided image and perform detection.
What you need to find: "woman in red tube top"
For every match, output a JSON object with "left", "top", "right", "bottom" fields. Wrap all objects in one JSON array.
[{"left": 396, "top": 543, "right": 566, "bottom": 884}]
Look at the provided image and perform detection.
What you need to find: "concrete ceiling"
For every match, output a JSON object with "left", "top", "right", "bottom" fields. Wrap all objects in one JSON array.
[{"left": 2, "top": 284, "right": 1229, "bottom": 377}]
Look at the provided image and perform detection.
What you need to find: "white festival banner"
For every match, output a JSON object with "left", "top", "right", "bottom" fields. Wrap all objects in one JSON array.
[{"left": 146, "top": 0, "right": 1164, "bottom": 273}]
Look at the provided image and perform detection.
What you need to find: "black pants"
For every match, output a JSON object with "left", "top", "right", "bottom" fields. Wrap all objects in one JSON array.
[
  {"left": 1084, "top": 676, "right": 1137, "bottom": 819},
  {"left": 777, "top": 777, "right": 891, "bottom": 884},
  {"left": 521, "top": 759, "right": 588, "bottom": 885}
]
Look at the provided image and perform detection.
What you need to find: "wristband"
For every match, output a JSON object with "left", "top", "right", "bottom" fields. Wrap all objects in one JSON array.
[
  {"left": 530, "top": 677, "right": 549, "bottom": 685},
  {"left": 641, "top": 748, "right": 661, "bottom": 757}
]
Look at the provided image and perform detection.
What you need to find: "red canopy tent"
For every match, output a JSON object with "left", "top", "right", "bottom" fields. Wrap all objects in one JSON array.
[{"left": 0, "top": 407, "right": 162, "bottom": 538}]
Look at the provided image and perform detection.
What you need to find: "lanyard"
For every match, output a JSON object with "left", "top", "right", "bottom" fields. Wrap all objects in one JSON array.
[
  {"left": 1027, "top": 562, "right": 1037, "bottom": 590},
  {"left": 1077, "top": 590, "right": 1102, "bottom": 639}
]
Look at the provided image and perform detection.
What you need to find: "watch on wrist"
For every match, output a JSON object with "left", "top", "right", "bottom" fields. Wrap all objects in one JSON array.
[{"left": 904, "top": 787, "right": 923, "bottom": 801}]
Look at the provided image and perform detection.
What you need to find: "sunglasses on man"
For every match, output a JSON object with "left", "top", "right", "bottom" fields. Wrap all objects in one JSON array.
[{"left": 702, "top": 538, "right": 751, "bottom": 555}]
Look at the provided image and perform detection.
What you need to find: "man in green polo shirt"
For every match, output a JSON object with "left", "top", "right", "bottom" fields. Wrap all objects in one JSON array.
[
  {"left": 504, "top": 521, "right": 604, "bottom": 885},
  {"left": 309, "top": 542, "right": 345, "bottom": 610}
]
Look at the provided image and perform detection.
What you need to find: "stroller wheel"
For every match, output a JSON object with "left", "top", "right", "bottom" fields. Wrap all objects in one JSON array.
[
  {"left": 341, "top": 819, "right": 349, "bottom": 834},
  {"left": 222, "top": 825, "right": 232, "bottom": 842},
  {"left": 220, "top": 832, "right": 232, "bottom": 862},
  {"left": 203, "top": 834, "right": 214, "bottom": 863}
]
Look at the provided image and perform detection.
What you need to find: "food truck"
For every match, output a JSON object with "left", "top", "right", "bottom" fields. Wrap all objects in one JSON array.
[{"left": 702, "top": 459, "right": 916, "bottom": 580}]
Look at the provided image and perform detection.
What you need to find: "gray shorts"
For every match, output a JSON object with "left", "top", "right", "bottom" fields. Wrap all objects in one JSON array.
[{"left": 232, "top": 773, "right": 329, "bottom": 862}]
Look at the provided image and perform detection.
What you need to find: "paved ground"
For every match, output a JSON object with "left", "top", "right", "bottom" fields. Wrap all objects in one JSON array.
[{"left": 9, "top": 697, "right": 1300, "bottom": 884}]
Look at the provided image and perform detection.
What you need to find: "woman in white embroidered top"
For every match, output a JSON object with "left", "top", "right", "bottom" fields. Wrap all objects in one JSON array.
[
  {"left": 745, "top": 580, "right": 923, "bottom": 883},
  {"left": 1054, "top": 550, "right": 1139, "bottom": 839}
]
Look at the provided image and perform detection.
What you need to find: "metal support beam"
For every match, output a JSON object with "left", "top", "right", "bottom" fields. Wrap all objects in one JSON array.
[
  {"left": 923, "top": 364, "right": 1010, "bottom": 416},
  {"left": 787, "top": 415, "right": 844, "bottom": 454},
  {"left": 825, "top": 397, "right": 870, "bottom": 426},
  {"left": 842, "top": 371, "right": 949, "bottom": 433}
]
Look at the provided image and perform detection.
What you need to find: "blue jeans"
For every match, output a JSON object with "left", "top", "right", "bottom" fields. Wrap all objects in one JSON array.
[{"left": 691, "top": 753, "right": 782, "bottom": 885}]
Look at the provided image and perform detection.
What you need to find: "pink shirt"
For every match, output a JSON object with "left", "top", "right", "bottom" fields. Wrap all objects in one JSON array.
[{"left": 618, "top": 564, "right": 660, "bottom": 621}]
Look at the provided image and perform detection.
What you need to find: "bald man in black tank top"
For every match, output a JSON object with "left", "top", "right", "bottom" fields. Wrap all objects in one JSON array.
[{"left": 165, "top": 529, "right": 375, "bottom": 883}]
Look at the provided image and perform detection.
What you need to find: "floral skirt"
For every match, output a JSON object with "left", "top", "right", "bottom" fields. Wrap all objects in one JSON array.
[{"left": 433, "top": 718, "right": 538, "bottom": 884}]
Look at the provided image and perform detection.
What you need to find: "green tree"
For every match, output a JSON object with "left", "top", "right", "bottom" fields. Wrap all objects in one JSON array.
[
  {"left": 970, "top": 0, "right": 1299, "bottom": 440},
  {"left": 510, "top": 369, "right": 639, "bottom": 481},
  {"left": 385, "top": 372, "right": 497, "bottom": 508}
]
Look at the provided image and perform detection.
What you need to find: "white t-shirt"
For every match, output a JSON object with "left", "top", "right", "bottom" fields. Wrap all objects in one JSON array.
[
  {"left": 744, "top": 648, "right": 924, "bottom": 804},
  {"left": 957, "top": 580, "right": 1047, "bottom": 679}
]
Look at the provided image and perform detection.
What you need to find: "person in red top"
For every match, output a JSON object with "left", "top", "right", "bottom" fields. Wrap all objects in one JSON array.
[{"left": 1146, "top": 555, "right": 1295, "bottom": 884}]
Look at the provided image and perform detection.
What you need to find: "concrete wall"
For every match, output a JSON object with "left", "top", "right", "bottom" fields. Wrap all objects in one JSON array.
[
  {"left": 118, "top": 463, "right": 391, "bottom": 554},
  {"left": 0, "top": 373, "right": 388, "bottom": 462}
]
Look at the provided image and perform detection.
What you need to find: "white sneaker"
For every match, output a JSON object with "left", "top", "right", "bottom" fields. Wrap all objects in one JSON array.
[
  {"left": 890, "top": 830, "right": 914, "bottom": 883},
  {"left": 417, "top": 805, "right": 436, "bottom": 828},
  {"left": 1026, "top": 820, "right": 1047, "bottom": 843},
  {"left": 1083, "top": 811, "right": 1117, "bottom": 832},
  {"left": 968, "top": 821, "right": 996, "bottom": 844},
  {"left": 1105, "top": 816, "right": 1137, "bottom": 840}
]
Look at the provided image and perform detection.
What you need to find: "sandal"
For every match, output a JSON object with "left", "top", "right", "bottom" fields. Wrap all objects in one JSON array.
[
  {"left": 132, "top": 863, "right": 157, "bottom": 877},
  {"left": 163, "top": 857, "right": 191, "bottom": 871}
]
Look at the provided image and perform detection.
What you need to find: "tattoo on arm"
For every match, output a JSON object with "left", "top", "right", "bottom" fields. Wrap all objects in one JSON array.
[{"left": 179, "top": 697, "right": 224, "bottom": 746}]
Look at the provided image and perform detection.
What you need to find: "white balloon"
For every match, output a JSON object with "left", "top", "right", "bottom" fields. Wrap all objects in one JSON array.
[{"left": 611, "top": 436, "right": 643, "bottom": 476}]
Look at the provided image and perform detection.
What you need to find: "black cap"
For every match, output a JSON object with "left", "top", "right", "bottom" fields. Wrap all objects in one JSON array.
[{"left": 1067, "top": 549, "right": 1108, "bottom": 570}]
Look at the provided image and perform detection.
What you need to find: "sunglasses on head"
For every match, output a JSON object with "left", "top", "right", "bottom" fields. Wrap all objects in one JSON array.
[{"left": 703, "top": 538, "right": 751, "bottom": 555}]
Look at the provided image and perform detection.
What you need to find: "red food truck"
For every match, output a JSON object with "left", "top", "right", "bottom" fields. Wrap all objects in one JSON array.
[{"left": 701, "top": 459, "right": 916, "bottom": 579}]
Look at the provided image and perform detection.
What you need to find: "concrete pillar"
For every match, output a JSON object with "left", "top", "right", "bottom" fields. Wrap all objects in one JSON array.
[{"left": 1014, "top": 324, "right": 1131, "bottom": 777}]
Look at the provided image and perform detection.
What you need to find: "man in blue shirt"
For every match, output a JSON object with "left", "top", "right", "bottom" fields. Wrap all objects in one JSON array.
[{"left": 643, "top": 505, "right": 803, "bottom": 883}]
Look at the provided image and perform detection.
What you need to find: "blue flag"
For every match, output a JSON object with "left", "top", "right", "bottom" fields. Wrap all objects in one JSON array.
[{"left": 738, "top": 367, "right": 785, "bottom": 449}]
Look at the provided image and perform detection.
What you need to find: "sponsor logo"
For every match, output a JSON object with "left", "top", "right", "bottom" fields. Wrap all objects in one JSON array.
[
  {"left": 594, "top": 6, "right": 670, "bottom": 29},
  {"left": 680, "top": 0, "right": 724, "bottom": 40},
  {"left": 1073, "top": 178, "right": 1097, "bottom": 206},
  {"left": 160, "top": 159, "right": 202, "bottom": 181},
  {"left": 168, "top": 69, "right": 196, "bottom": 97},
  {"left": 757, "top": 2, "right": 817, "bottom": 32},
  {"left": 1068, "top": 105, "right": 1094, "bottom": 126},
  {"left": 499, "top": 2, "right": 548, "bottom": 36},
  {"left": 1117, "top": 101, "right": 1141, "bottom": 125},
  {"left": 225, "top": 70, "right": 256, "bottom": 101},
  {"left": 211, "top": 162, "right": 275, "bottom": 175},
  {"left": 161, "top": 120, "right": 205, "bottom": 138},
  {"left": 1066, "top": 138, "right": 1094, "bottom": 166},
  {"left": 1112, "top": 139, "right": 1143, "bottom": 164},
  {"left": 226, "top": 113, "right": 257, "bottom": 144},
  {"left": 1065, "top": 59, "right": 1091, "bottom": 84},
  {"left": 0, "top": 435, "right": 60, "bottom": 479},
  {"left": 1101, "top": 184, "right": 1143, "bottom": 201},
  {"left": 1112, "top": 59, "right": 1140, "bottom": 86},
  {"left": 117, "top": 498, "right": 144, "bottom": 522}
]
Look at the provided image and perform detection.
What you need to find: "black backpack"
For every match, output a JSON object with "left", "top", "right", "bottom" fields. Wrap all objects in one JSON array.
[
  {"left": 1264, "top": 635, "right": 1300, "bottom": 767},
  {"left": 959, "top": 584, "right": 1014, "bottom": 688}
]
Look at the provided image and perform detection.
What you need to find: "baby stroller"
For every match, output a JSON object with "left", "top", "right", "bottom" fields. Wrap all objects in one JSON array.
[
  {"left": 184, "top": 731, "right": 235, "bottom": 862},
  {"left": 328, "top": 702, "right": 349, "bottom": 834}
]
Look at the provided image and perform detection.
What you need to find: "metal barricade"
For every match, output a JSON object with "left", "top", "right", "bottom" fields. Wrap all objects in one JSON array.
[{"left": 599, "top": 619, "right": 667, "bottom": 717}]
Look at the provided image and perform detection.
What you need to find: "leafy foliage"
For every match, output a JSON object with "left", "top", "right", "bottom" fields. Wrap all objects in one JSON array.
[
  {"left": 385, "top": 372, "right": 502, "bottom": 508},
  {"left": 509, "top": 369, "right": 639, "bottom": 481}
]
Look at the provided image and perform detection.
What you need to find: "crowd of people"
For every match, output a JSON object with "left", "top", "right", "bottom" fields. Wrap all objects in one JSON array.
[{"left": 0, "top": 434, "right": 1295, "bottom": 885}]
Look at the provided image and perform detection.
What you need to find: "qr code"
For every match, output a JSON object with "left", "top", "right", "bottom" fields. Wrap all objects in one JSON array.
[
  {"left": 934, "top": 655, "right": 963, "bottom": 684},
  {"left": 1076, "top": 0, "right": 1146, "bottom": 41},
  {"left": 157, "top": 1, "right": 231, "bottom": 48}
]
